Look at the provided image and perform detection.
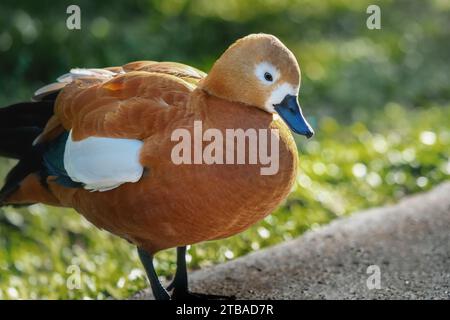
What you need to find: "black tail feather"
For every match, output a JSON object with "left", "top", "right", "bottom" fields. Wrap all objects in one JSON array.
[
  {"left": 0, "top": 127, "right": 43, "bottom": 159},
  {"left": 0, "top": 145, "right": 46, "bottom": 206},
  {"left": 0, "top": 101, "right": 54, "bottom": 129},
  {"left": 0, "top": 100, "right": 55, "bottom": 206}
]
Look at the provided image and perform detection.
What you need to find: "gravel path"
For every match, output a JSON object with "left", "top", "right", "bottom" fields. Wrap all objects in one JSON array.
[{"left": 133, "top": 182, "right": 450, "bottom": 300}]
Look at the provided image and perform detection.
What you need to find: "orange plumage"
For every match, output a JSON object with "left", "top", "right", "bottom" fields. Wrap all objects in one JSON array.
[{"left": 1, "top": 34, "right": 313, "bottom": 299}]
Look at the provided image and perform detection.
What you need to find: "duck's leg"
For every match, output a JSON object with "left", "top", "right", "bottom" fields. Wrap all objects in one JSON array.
[
  {"left": 166, "top": 246, "right": 188, "bottom": 293},
  {"left": 168, "top": 246, "right": 235, "bottom": 300},
  {"left": 137, "top": 247, "right": 170, "bottom": 300}
]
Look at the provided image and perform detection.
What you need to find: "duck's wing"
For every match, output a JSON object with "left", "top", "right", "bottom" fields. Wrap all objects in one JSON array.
[
  {"left": 33, "top": 68, "right": 119, "bottom": 102},
  {"left": 53, "top": 70, "right": 195, "bottom": 140},
  {"left": 35, "top": 60, "right": 204, "bottom": 141},
  {"left": 122, "top": 61, "right": 206, "bottom": 85},
  {"left": 36, "top": 64, "right": 199, "bottom": 192},
  {"left": 33, "top": 60, "right": 205, "bottom": 102},
  {"left": 3, "top": 61, "right": 204, "bottom": 203}
]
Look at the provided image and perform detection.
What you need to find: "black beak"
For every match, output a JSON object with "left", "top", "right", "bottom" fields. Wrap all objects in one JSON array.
[{"left": 274, "top": 95, "right": 314, "bottom": 138}]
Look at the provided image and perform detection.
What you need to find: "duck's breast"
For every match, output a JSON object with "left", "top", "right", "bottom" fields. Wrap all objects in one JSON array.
[{"left": 49, "top": 93, "right": 299, "bottom": 253}]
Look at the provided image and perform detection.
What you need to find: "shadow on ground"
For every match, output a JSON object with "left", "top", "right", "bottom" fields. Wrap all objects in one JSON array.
[{"left": 133, "top": 182, "right": 450, "bottom": 300}]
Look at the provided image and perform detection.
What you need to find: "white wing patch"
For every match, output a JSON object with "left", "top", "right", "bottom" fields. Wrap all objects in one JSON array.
[{"left": 64, "top": 131, "right": 144, "bottom": 192}]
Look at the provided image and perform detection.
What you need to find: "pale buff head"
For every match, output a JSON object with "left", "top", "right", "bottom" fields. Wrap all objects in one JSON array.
[{"left": 201, "top": 34, "right": 313, "bottom": 138}]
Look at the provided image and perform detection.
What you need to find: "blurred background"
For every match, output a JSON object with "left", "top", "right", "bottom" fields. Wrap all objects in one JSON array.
[{"left": 0, "top": 0, "right": 449, "bottom": 299}]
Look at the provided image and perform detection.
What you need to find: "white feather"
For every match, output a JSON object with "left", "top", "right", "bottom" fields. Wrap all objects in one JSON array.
[
  {"left": 253, "top": 62, "right": 299, "bottom": 113},
  {"left": 254, "top": 62, "right": 280, "bottom": 85},
  {"left": 57, "top": 68, "right": 117, "bottom": 83},
  {"left": 264, "top": 83, "right": 298, "bottom": 113},
  {"left": 64, "top": 131, "right": 144, "bottom": 192},
  {"left": 34, "top": 68, "right": 121, "bottom": 99}
]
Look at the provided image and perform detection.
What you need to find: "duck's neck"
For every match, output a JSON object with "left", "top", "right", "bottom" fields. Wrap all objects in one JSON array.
[{"left": 189, "top": 88, "right": 273, "bottom": 130}]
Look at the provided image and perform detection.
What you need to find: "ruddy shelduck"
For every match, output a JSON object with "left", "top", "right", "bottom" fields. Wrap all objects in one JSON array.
[{"left": 0, "top": 33, "right": 314, "bottom": 300}]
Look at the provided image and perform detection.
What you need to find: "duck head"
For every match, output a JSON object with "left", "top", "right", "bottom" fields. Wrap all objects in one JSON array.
[{"left": 201, "top": 33, "right": 314, "bottom": 138}]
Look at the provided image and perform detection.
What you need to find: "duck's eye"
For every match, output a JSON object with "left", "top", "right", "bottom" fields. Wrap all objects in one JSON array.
[
  {"left": 264, "top": 72, "right": 273, "bottom": 82},
  {"left": 255, "top": 62, "right": 279, "bottom": 85}
]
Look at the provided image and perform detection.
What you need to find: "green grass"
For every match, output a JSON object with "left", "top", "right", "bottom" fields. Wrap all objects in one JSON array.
[
  {"left": 1, "top": 0, "right": 449, "bottom": 300},
  {"left": 0, "top": 103, "right": 448, "bottom": 299}
]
